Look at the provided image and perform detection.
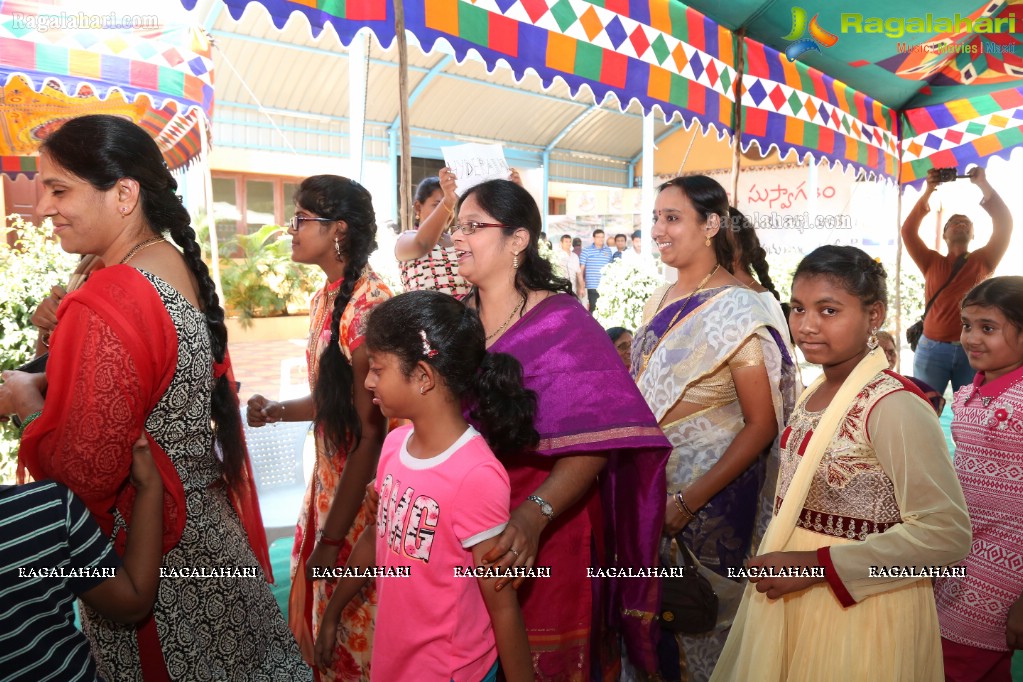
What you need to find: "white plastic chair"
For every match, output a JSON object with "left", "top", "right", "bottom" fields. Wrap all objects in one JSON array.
[{"left": 243, "top": 416, "right": 312, "bottom": 546}]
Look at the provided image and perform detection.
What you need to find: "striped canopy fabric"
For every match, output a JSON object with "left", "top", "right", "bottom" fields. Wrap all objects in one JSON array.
[
  {"left": 0, "top": 0, "right": 214, "bottom": 175},
  {"left": 184, "top": 0, "right": 1022, "bottom": 184}
]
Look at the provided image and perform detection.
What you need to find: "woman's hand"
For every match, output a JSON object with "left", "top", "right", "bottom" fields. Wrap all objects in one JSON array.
[
  {"left": 31, "top": 285, "right": 67, "bottom": 341},
  {"left": 246, "top": 394, "right": 283, "bottom": 427},
  {"left": 306, "top": 540, "right": 341, "bottom": 582},
  {"left": 1006, "top": 593, "right": 1023, "bottom": 649},
  {"left": 364, "top": 481, "right": 379, "bottom": 518},
  {"left": 0, "top": 370, "right": 47, "bottom": 419},
  {"left": 129, "top": 433, "right": 162, "bottom": 492},
  {"left": 746, "top": 550, "right": 825, "bottom": 599},
  {"left": 508, "top": 168, "right": 523, "bottom": 186},
  {"left": 481, "top": 503, "right": 546, "bottom": 591},
  {"left": 314, "top": 602, "right": 341, "bottom": 672},
  {"left": 663, "top": 494, "right": 692, "bottom": 536},
  {"left": 439, "top": 167, "right": 458, "bottom": 208}
]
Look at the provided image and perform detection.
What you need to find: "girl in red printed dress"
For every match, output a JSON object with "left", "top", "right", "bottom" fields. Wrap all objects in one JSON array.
[
  {"left": 936, "top": 276, "right": 1023, "bottom": 682},
  {"left": 247, "top": 176, "right": 391, "bottom": 681}
]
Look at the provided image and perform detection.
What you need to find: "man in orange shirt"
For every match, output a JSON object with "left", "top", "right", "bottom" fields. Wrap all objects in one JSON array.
[{"left": 901, "top": 167, "right": 1013, "bottom": 405}]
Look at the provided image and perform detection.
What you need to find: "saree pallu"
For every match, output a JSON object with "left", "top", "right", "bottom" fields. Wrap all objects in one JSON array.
[
  {"left": 486, "top": 293, "right": 671, "bottom": 682},
  {"left": 290, "top": 272, "right": 391, "bottom": 682},
  {"left": 632, "top": 286, "right": 797, "bottom": 682}
]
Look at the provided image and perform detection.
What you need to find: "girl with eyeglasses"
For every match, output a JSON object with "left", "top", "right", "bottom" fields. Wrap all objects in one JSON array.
[
  {"left": 246, "top": 175, "right": 392, "bottom": 680},
  {"left": 449, "top": 179, "right": 671, "bottom": 679}
]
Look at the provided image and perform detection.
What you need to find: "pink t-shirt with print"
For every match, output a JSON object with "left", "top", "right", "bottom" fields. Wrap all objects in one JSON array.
[{"left": 372, "top": 424, "right": 511, "bottom": 681}]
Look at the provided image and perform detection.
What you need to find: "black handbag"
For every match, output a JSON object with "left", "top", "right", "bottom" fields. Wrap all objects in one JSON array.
[
  {"left": 659, "top": 537, "right": 718, "bottom": 634},
  {"left": 907, "top": 254, "right": 968, "bottom": 352}
]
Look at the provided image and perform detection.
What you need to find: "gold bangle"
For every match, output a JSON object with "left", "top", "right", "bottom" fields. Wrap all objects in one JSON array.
[
  {"left": 673, "top": 491, "right": 696, "bottom": 520},
  {"left": 676, "top": 491, "right": 697, "bottom": 518}
]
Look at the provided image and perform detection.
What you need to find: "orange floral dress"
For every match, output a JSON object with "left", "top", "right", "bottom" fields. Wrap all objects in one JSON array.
[{"left": 290, "top": 269, "right": 392, "bottom": 681}]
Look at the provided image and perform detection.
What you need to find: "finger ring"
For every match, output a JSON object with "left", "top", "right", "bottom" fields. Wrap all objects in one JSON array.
[{"left": 509, "top": 548, "right": 520, "bottom": 556}]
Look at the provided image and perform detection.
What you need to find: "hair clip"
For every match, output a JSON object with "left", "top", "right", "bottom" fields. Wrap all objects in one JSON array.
[{"left": 419, "top": 330, "right": 438, "bottom": 358}]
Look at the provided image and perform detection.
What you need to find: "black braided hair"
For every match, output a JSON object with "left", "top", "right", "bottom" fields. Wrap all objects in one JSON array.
[
  {"left": 364, "top": 290, "right": 538, "bottom": 456},
  {"left": 40, "top": 114, "right": 246, "bottom": 487},
  {"left": 295, "top": 175, "right": 378, "bottom": 454},
  {"left": 728, "top": 207, "right": 782, "bottom": 302},
  {"left": 793, "top": 245, "right": 888, "bottom": 306}
]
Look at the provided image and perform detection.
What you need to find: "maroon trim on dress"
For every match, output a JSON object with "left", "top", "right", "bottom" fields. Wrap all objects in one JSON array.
[
  {"left": 796, "top": 429, "right": 814, "bottom": 456},
  {"left": 779, "top": 425, "right": 792, "bottom": 450},
  {"left": 817, "top": 546, "right": 856, "bottom": 608}
]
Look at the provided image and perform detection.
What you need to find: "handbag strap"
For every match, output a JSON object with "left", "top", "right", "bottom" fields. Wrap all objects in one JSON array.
[
  {"left": 921, "top": 253, "right": 969, "bottom": 321},
  {"left": 669, "top": 536, "right": 698, "bottom": 568}
]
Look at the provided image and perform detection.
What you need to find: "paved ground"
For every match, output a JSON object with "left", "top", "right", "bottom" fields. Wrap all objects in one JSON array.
[{"left": 229, "top": 338, "right": 308, "bottom": 403}]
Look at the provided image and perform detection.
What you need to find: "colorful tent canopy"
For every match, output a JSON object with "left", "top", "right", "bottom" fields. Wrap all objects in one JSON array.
[
  {"left": 186, "top": 0, "right": 738, "bottom": 141},
  {"left": 182, "top": 0, "right": 1022, "bottom": 185},
  {"left": 0, "top": 0, "right": 215, "bottom": 176},
  {"left": 682, "top": 0, "right": 1023, "bottom": 185}
]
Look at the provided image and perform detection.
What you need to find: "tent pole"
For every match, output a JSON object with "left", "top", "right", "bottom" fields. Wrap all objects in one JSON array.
[
  {"left": 894, "top": 119, "right": 904, "bottom": 373},
  {"left": 730, "top": 28, "right": 746, "bottom": 206},
  {"left": 198, "top": 113, "right": 223, "bottom": 302},
  {"left": 349, "top": 31, "right": 369, "bottom": 182},
  {"left": 393, "top": 0, "right": 412, "bottom": 233},
  {"left": 641, "top": 112, "right": 655, "bottom": 274}
]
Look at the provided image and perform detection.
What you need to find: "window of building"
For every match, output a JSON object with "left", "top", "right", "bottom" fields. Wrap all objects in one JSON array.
[{"left": 211, "top": 173, "right": 303, "bottom": 243}]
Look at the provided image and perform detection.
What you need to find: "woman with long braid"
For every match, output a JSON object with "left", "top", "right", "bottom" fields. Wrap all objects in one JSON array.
[
  {"left": 247, "top": 175, "right": 391, "bottom": 680},
  {"left": 6, "top": 115, "right": 309, "bottom": 679}
]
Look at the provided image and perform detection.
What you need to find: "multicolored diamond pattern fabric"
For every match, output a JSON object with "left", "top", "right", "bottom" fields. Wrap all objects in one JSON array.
[{"left": 901, "top": 86, "right": 1023, "bottom": 187}]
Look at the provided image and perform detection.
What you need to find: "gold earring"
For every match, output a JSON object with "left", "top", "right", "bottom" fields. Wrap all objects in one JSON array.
[
  {"left": 705, "top": 236, "right": 712, "bottom": 247},
  {"left": 419, "top": 386, "right": 426, "bottom": 395},
  {"left": 867, "top": 327, "right": 879, "bottom": 350},
  {"left": 513, "top": 252, "right": 520, "bottom": 269},
  {"left": 334, "top": 237, "right": 342, "bottom": 261}
]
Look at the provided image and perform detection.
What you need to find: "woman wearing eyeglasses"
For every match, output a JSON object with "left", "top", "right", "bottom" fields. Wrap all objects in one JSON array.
[
  {"left": 246, "top": 175, "right": 391, "bottom": 680},
  {"left": 450, "top": 179, "right": 671, "bottom": 680}
]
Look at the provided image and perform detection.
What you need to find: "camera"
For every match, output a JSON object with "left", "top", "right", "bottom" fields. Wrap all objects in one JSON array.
[{"left": 935, "top": 168, "right": 959, "bottom": 183}]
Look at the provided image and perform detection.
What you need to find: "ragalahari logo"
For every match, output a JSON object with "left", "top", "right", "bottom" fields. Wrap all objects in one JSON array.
[{"left": 783, "top": 7, "right": 839, "bottom": 61}]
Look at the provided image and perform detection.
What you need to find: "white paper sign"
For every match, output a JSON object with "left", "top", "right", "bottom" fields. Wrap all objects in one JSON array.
[{"left": 442, "top": 143, "right": 511, "bottom": 195}]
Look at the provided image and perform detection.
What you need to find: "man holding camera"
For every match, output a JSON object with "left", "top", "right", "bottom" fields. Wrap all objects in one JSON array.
[{"left": 901, "top": 166, "right": 1013, "bottom": 401}]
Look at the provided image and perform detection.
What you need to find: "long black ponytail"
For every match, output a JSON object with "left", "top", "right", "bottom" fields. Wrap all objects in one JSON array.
[
  {"left": 40, "top": 115, "right": 245, "bottom": 486},
  {"left": 364, "top": 290, "right": 538, "bottom": 456},
  {"left": 295, "top": 175, "right": 379, "bottom": 454}
]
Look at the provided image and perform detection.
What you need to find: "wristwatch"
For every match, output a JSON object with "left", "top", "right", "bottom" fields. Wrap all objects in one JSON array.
[{"left": 527, "top": 494, "right": 554, "bottom": 520}]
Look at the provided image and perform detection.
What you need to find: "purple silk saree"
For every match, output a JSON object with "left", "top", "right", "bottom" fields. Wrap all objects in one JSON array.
[{"left": 486, "top": 293, "right": 671, "bottom": 680}]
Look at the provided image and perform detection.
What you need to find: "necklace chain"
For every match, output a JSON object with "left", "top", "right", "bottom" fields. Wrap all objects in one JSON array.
[
  {"left": 639, "top": 264, "right": 720, "bottom": 371},
  {"left": 119, "top": 236, "right": 166, "bottom": 265},
  {"left": 485, "top": 296, "right": 526, "bottom": 342}
]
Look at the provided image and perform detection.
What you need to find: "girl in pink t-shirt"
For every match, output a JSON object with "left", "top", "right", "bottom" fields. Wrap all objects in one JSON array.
[{"left": 314, "top": 290, "right": 534, "bottom": 682}]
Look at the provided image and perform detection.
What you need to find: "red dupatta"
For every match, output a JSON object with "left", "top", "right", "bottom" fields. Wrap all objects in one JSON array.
[
  {"left": 17, "top": 266, "right": 271, "bottom": 679},
  {"left": 19, "top": 265, "right": 271, "bottom": 570}
]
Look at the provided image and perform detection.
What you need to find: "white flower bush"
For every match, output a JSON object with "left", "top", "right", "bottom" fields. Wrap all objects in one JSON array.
[
  {"left": 1, "top": 215, "right": 79, "bottom": 482},
  {"left": 593, "top": 259, "right": 664, "bottom": 331}
]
